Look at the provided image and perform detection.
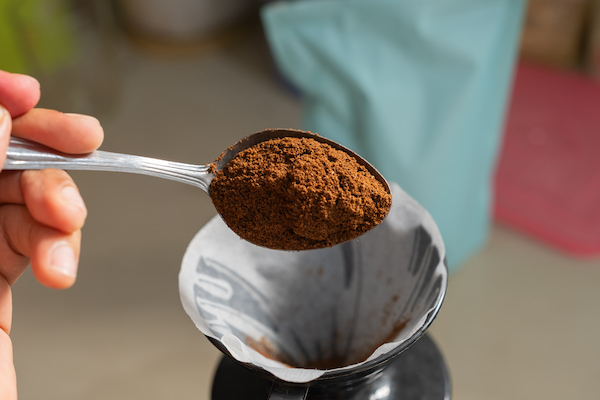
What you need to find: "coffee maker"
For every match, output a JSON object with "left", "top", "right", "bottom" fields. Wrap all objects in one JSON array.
[{"left": 179, "top": 183, "right": 450, "bottom": 399}]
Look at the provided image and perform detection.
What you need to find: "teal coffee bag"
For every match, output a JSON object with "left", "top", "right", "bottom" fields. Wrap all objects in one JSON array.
[{"left": 262, "top": 0, "right": 525, "bottom": 271}]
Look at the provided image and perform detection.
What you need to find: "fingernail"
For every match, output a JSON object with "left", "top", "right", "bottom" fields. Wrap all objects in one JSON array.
[
  {"left": 50, "top": 243, "right": 77, "bottom": 278},
  {"left": 61, "top": 185, "right": 87, "bottom": 215},
  {"left": 13, "top": 72, "right": 40, "bottom": 89},
  {"left": 0, "top": 105, "right": 9, "bottom": 134},
  {"left": 64, "top": 113, "right": 100, "bottom": 126}
]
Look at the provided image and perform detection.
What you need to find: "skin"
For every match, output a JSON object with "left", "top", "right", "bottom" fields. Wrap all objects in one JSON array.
[{"left": 0, "top": 70, "right": 104, "bottom": 399}]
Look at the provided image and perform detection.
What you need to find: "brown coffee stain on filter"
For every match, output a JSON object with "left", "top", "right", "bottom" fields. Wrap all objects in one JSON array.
[
  {"left": 379, "top": 318, "right": 410, "bottom": 348},
  {"left": 339, "top": 317, "right": 409, "bottom": 370},
  {"left": 246, "top": 336, "right": 353, "bottom": 370},
  {"left": 210, "top": 136, "right": 392, "bottom": 250},
  {"left": 381, "top": 294, "right": 400, "bottom": 326},
  {"left": 245, "top": 316, "right": 410, "bottom": 371},
  {"left": 245, "top": 337, "right": 292, "bottom": 367}
]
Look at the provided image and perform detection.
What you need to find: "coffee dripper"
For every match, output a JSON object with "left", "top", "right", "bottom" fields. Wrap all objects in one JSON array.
[{"left": 179, "top": 183, "right": 449, "bottom": 399}]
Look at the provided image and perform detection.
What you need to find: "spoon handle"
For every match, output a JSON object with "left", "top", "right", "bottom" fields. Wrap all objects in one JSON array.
[{"left": 3, "top": 137, "right": 213, "bottom": 193}]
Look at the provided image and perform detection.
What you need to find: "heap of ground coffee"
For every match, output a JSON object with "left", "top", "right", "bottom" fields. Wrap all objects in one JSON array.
[{"left": 209, "top": 136, "right": 391, "bottom": 250}]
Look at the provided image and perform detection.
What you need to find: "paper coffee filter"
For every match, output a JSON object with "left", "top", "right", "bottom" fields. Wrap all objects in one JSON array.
[{"left": 179, "top": 182, "right": 447, "bottom": 383}]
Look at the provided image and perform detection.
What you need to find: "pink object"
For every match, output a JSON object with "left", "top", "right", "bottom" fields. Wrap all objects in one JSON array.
[{"left": 494, "top": 62, "right": 600, "bottom": 256}]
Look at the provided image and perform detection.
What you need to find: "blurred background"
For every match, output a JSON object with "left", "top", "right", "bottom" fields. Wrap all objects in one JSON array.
[{"left": 1, "top": 0, "right": 600, "bottom": 399}]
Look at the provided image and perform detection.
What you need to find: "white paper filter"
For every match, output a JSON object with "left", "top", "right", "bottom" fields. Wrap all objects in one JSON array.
[{"left": 179, "top": 183, "right": 447, "bottom": 383}]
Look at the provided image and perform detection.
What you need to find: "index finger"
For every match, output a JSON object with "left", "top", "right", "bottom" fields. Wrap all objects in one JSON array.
[
  {"left": 0, "top": 105, "right": 11, "bottom": 169},
  {"left": 11, "top": 108, "right": 104, "bottom": 154}
]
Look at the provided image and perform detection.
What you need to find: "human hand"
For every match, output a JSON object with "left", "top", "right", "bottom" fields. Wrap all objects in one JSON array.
[{"left": 0, "top": 70, "right": 104, "bottom": 399}]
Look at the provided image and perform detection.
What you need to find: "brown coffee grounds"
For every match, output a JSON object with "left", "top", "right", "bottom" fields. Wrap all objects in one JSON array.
[{"left": 209, "top": 136, "right": 391, "bottom": 250}]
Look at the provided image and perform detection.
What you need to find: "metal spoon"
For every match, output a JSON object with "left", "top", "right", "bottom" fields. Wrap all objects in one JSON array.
[{"left": 3, "top": 128, "right": 390, "bottom": 195}]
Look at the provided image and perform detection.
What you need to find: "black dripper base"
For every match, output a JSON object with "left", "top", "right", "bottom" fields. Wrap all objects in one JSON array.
[{"left": 211, "top": 333, "right": 451, "bottom": 400}]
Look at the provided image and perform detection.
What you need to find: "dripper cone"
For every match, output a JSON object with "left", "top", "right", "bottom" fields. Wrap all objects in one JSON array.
[{"left": 179, "top": 183, "right": 447, "bottom": 383}]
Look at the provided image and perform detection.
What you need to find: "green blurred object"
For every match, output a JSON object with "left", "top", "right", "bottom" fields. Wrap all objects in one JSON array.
[{"left": 0, "top": 0, "right": 74, "bottom": 74}]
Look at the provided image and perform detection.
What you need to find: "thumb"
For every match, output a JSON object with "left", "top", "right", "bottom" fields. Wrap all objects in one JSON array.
[
  {"left": 0, "top": 332, "right": 17, "bottom": 400},
  {"left": 0, "top": 278, "right": 16, "bottom": 400},
  {"left": 0, "top": 105, "right": 11, "bottom": 168}
]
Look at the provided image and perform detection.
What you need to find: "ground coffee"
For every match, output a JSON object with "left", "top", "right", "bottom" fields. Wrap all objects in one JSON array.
[{"left": 209, "top": 136, "right": 391, "bottom": 250}]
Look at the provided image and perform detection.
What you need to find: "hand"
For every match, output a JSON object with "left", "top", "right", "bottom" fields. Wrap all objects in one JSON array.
[{"left": 0, "top": 70, "right": 104, "bottom": 399}]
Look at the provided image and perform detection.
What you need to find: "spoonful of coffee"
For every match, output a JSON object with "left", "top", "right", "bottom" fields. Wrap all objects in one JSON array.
[{"left": 4, "top": 129, "right": 391, "bottom": 250}]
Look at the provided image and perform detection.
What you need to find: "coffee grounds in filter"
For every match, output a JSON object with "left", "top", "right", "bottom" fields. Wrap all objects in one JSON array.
[{"left": 209, "top": 136, "right": 391, "bottom": 250}]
